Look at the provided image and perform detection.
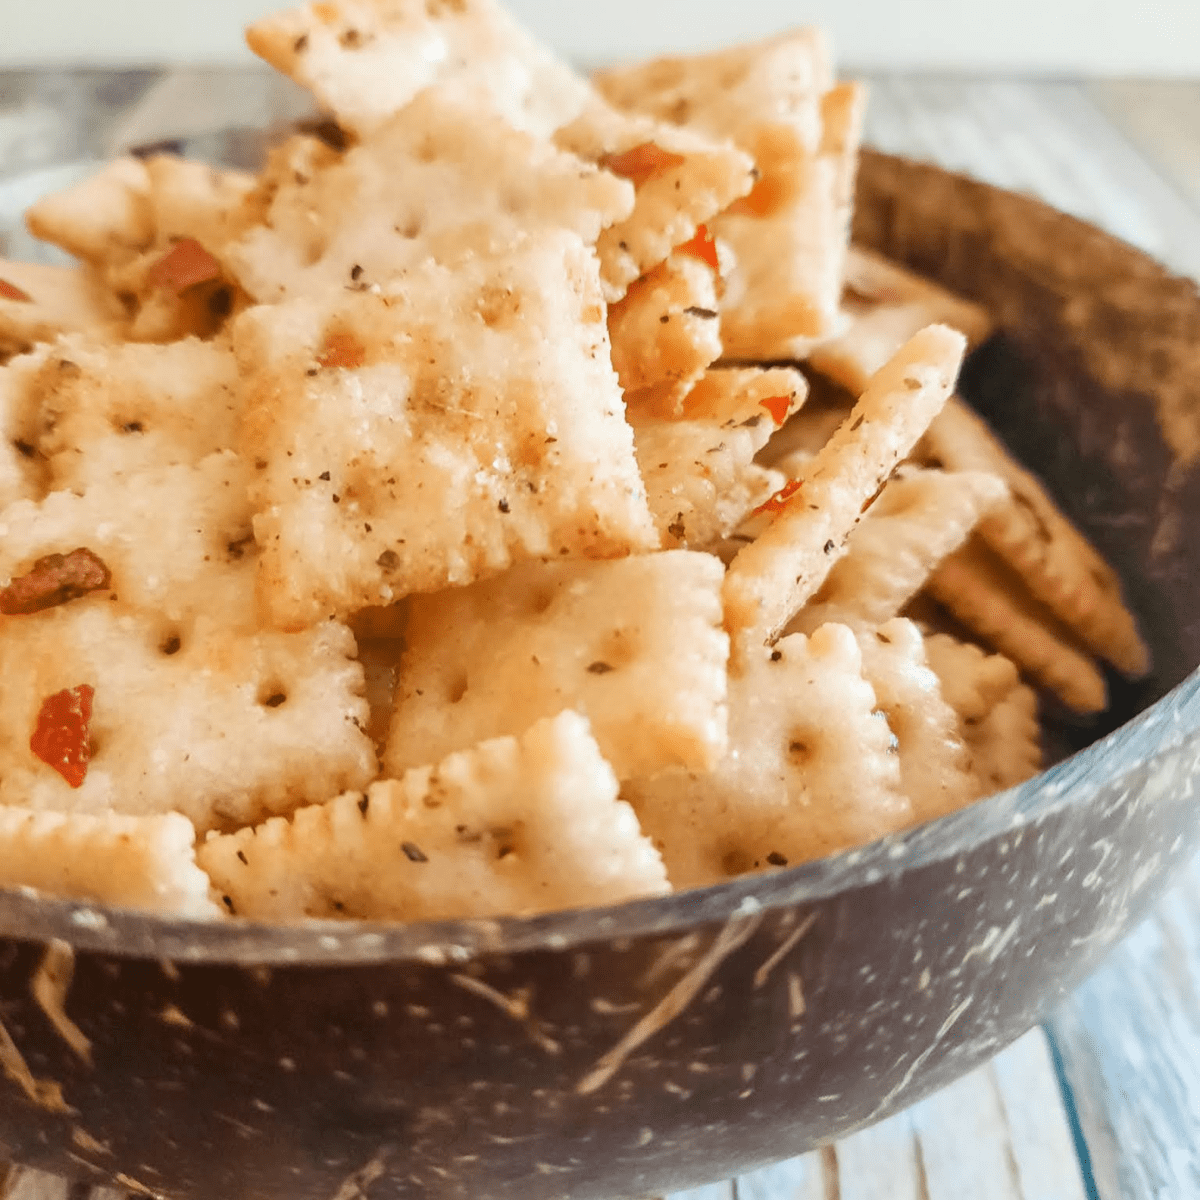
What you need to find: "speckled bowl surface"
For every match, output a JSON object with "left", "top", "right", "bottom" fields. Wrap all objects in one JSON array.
[{"left": 0, "top": 150, "right": 1198, "bottom": 1200}]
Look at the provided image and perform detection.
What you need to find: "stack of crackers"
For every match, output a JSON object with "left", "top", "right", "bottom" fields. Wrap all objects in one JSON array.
[{"left": 0, "top": 0, "right": 1147, "bottom": 920}]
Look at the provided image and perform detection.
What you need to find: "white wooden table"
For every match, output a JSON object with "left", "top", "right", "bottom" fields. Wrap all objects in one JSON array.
[{"left": 1, "top": 69, "right": 1199, "bottom": 1200}]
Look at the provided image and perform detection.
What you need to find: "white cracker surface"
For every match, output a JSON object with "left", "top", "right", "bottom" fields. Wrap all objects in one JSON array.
[{"left": 386, "top": 551, "right": 728, "bottom": 781}]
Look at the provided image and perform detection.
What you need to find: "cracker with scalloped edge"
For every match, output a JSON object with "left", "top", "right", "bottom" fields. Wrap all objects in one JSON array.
[
  {"left": 0, "top": 602, "right": 374, "bottom": 833},
  {"left": 24, "top": 157, "right": 153, "bottom": 268},
  {"left": 556, "top": 99, "right": 754, "bottom": 299},
  {"left": 965, "top": 682, "right": 1042, "bottom": 795},
  {"left": 236, "top": 231, "right": 656, "bottom": 630},
  {"left": 608, "top": 251, "right": 721, "bottom": 400},
  {"left": 857, "top": 619, "right": 975, "bottom": 823},
  {"left": 922, "top": 632, "right": 1021, "bottom": 726},
  {"left": 927, "top": 537, "right": 1108, "bottom": 714},
  {"left": 788, "top": 467, "right": 1008, "bottom": 634},
  {"left": 596, "top": 32, "right": 860, "bottom": 354},
  {"left": 0, "top": 451, "right": 257, "bottom": 634},
  {"left": 201, "top": 710, "right": 668, "bottom": 921},
  {"left": 917, "top": 397, "right": 1149, "bottom": 677},
  {"left": 723, "top": 325, "right": 965, "bottom": 645},
  {"left": 624, "top": 622, "right": 910, "bottom": 890},
  {"left": 631, "top": 368, "right": 805, "bottom": 549},
  {"left": 226, "top": 86, "right": 634, "bottom": 304},
  {"left": 386, "top": 551, "right": 728, "bottom": 781},
  {"left": 247, "top": 0, "right": 592, "bottom": 140},
  {"left": 0, "top": 260, "right": 127, "bottom": 360},
  {"left": 19, "top": 336, "right": 241, "bottom": 492},
  {"left": 0, "top": 808, "right": 217, "bottom": 917}
]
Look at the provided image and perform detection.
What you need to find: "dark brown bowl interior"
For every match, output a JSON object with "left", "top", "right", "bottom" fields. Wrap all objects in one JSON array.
[{"left": 0, "top": 150, "right": 1198, "bottom": 1200}]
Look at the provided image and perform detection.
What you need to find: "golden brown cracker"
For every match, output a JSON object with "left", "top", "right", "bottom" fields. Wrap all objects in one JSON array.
[
  {"left": 964, "top": 682, "right": 1042, "bottom": 795},
  {"left": 927, "top": 537, "right": 1109, "bottom": 714},
  {"left": 918, "top": 397, "right": 1149, "bottom": 677},
  {"left": 0, "top": 260, "right": 126, "bottom": 359},
  {"left": 921, "top": 632, "right": 1021, "bottom": 726}
]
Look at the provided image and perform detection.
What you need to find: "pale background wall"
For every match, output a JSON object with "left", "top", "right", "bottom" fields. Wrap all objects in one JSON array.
[{"left": 3, "top": 0, "right": 1200, "bottom": 74}]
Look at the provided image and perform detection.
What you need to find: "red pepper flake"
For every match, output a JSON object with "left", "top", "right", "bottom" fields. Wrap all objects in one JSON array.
[
  {"left": 316, "top": 331, "right": 365, "bottom": 370},
  {"left": 752, "top": 478, "right": 803, "bottom": 518},
  {"left": 676, "top": 224, "right": 719, "bottom": 272},
  {"left": 0, "top": 278, "right": 31, "bottom": 303},
  {"left": 31, "top": 685, "right": 94, "bottom": 789},
  {"left": 0, "top": 548, "right": 112, "bottom": 616},
  {"left": 759, "top": 395, "right": 791, "bottom": 427},
  {"left": 599, "top": 142, "right": 686, "bottom": 188},
  {"left": 147, "top": 238, "right": 223, "bottom": 294}
]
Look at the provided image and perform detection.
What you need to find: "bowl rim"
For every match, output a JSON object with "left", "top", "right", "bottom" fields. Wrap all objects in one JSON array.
[{"left": 2, "top": 669, "right": 1195, "bottom": 966}]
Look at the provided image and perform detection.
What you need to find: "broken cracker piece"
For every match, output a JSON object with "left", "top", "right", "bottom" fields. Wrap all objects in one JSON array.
[
  {"left": 918, "top": 397, "right": 1149, "bottom": 677},
  {"left": 723, "top": 324, "right": 965, "bottom": 644},
  {"left": 235, "top": 231, "right": 657, "bottom": 629},
  {"left": 200, "top": 710, "right": 668, "bottom": 921},
  {"left": 386, "top": 551, "right": 728, "bottom": 781},
  {"left": 624, "top": 622, "right": 910, "bottom": 890},
  {"left": 631, "top": 368, "right": 805, "bottom": 549},
  {"left": 927, "top": 538, "right": 1108, "bottom": 714},
  {"left": 0, "top": 808, "right": 217, "bottom": 917},
  {"left": 789, "top": 467, "right": 1008, "bottom": 634},
  {"left": 557, "top": 99, "right": 754, "bottom": 299},
  {"left": 607, "top": 252, "right": 721, "bottom": 399},
  {"left": 857, "top": 619, "right": 975, "bottom": 823}
]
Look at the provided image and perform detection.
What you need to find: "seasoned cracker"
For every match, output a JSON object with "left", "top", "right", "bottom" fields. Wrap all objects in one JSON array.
[
  {"left": 789, "top": 467, "right": 1008, "bottom": 634},
  {"left": 624, "top": 623, "right": 910, "bottom": 889},
  {"left": 19, "top": 336, "right": 241, "bottom": 491},
  {"left": 0, "top": 808, "right": 216, "bottom": 917},
  {"left": 0, "top": 452, "right": 257, "bottom": 633},
  {"left": 0, "top": 604, "right": 375, "bottom": 833},
  {"left": 236, "top": 231, "right": 657, "bottom": 629},
  {"left": 24, "top": 157, "right": 153, "bottom": 268},
  {"left": 227, "top": 86, "right": 633, "bottom": 303},
  {"left": 0, "top": 260, "right": 127, "bottom": 360},
  {"left": 607, "top": 252, "right": 721, "bottom": 400},
  {"left": 596, "top": 32, "right": 859, "bottom": 353},
  {"left": 810, "top": 248, "right": 994, "bottom": 396},
  {"left": 918, "top": 397, "right": 1149, "bottom": 676},
  {"left": 857, "top": 619, "right": 975, "bottom": 822},
  {"left": 723, "top": 325, "right": 965, "bottom": 644},
  {"left": 247, "top": 0, "right": 592, "bottom": 139},
  {"left": 964, "top": 682, "right": 1042, "bottom": 795},
  {"left": 200, "top": 710, "right": 668, "bottom": 921},
  {"left": 386, "top": 552, "right": 728, "bottom": 781},
  {"left": 631, "top": 369, "right": 805, "bottom": 549},
  {"left": 0, "top": 352, "right": 46, "bottom": 510},
  {"left": 927, "top": 538, "right": 1108, "bottom": 714},
  {"left": 922, "top": 632, "right": 1021, "bottom": 726},
  {"left": 142, "top": 155, "right": 258, "bottom": 250}
]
